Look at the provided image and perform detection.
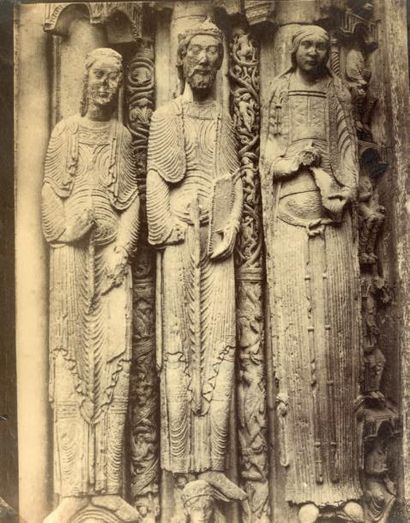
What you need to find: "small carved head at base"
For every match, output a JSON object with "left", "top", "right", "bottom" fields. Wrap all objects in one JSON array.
[
  {"left": 181, "top": 473, "right": 248, "bottom": 523},
  {"left": 182, "top": 480, "right": 216, "bottom": 523}
]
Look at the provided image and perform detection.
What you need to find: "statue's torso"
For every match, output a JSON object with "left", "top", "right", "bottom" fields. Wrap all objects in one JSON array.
[
  {"left": 65, "top": 120, "right": 119, "bottom": 245},
  {"left": 280, "top": 77, "right": 331, "bottom": 221},
  {"left": 169, "top": 101, "right": 219, "bottom": 225}
]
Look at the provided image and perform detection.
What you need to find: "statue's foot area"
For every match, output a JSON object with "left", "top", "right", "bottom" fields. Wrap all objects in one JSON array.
[
  {"left": 43, "top": 497, "right": 88, "bottom": 523},
  {"left": 298, "top": 503, "right": 320, "bottom": 523},
  {"left": 340, "top": 501, "right": 364, "bottom": 522},
  {"left": 91, "top": 495, "right": 140, "bottom": 522}
]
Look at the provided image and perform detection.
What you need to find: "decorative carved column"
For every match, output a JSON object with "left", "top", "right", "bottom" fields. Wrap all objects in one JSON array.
[
  {"left": 125, "top": 36, "right": 160, "bottom": 523},
  {"left": 229, "top": 24, "right": 270, "bottom": 523}
]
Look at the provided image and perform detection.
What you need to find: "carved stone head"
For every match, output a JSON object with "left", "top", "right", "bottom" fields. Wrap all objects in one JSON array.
[
  {"left": 80, "top": 48, "right": 123, "bottom": 116},
  {"left": 177, "top": 18, "right": 224, "bottom": 93},
  {"left": 290, "top": 25, "right": 330, "bottom": 77},
  {"left": 182, "top": 480, "right": 216, "bottom": 523}
]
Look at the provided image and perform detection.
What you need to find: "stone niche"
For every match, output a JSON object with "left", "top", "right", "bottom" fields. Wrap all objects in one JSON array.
[{"left": 11, "top": 1, "right": 410, "bottom": 523}]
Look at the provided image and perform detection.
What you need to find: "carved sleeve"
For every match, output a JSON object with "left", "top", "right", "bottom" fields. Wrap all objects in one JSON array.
[
  {"left": 146, "top": 168, "right": 185, "bottom": 248},
  {"left": 114, "top": 128, "right": 140, "bottom": 257},
  {"left": 41, "top": 182, "right": 66, "bottom": 244},
  {"left": 115, "top": 196, "right": 140, "bottom": 258}
]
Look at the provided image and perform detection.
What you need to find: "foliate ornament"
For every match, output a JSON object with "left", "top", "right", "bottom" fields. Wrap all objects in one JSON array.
[
  {"left": 229, "top": 27, "right": 270, "bottom": 522},
  {"left": 126, "top": 39, "right": 155, "bottom": 200},
  {"left": 229, "top": 28, "right": 262, "bottom": 273},
  {"left": 125, "top": 39, "right": 159, "bottom": 522}
]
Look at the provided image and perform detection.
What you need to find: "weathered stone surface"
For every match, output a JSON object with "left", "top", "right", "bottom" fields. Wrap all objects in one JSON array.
[{"left": 11, "top": 2, "right": 410, "bottom": 522}]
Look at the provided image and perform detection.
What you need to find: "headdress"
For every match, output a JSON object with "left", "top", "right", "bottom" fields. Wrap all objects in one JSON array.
[
  {"left": 84, "top": 47, "right": 123, "bottom": 71},
  {"left": 178, "top": 17, "right": 223, "bottom": 46},
  {"left": 182, "top": 480, "right": 214, "bottom": 505},
  {"left": 177, "top": 18, "right": 224, "bottom": 67},
  {"left": 290, "top": 25, "right": 330, "bottom": 56}
]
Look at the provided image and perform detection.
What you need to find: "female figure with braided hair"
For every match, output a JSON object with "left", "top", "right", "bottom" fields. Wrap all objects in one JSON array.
[
  {"left": 42, "top": 48, "right": 140, "bottom": 522},
  {"left": 261, "top": 26, "right": 364, "bottom": 522}
]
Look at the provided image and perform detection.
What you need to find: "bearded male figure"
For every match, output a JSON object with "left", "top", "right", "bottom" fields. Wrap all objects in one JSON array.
[
  {"left": 261, "top": 26, "right": 364, "bottom": 523},
  {"left": 146, "top": 18, "right": 244, "bottom": 511},
  {"left": 42, "top": 48, "right": 140, "bottom": 523}
]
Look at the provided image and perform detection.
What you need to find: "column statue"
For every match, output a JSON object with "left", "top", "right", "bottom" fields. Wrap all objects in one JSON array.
[
  {"left": 146, "top": 18, "right": 246, "bottom": 520},
  {"left": 260, "top": 26, "right": 364, "bottom": 522},
  {"left": 42, "top": 48, "right": 140, "bottom": 523}
]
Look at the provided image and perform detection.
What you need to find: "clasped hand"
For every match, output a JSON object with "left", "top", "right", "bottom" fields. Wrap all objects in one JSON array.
[{"left": 63, "top": 208, "right": 95, "bottom": 242}]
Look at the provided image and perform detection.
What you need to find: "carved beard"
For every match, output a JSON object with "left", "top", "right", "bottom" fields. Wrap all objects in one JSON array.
[{"left": 184, "top": 67, "right": 218, "bottom": 93}]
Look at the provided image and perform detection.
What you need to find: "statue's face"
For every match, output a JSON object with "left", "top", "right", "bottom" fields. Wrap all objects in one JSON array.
[
  {"left": 295, "top": 35, "right": 328, "bottom": 75},
  {"left": 183, "top": 34, "right": 221, "bottom": 91},
  {"left": 186, "top": 497, "right": 215, "bottom": 523},
  {"left": 87, "top": 57, "right": 121, "bottom": 108}
]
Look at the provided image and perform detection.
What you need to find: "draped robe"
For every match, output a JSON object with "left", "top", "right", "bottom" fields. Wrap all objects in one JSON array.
[
  {"left": 42, "top": 115, "right": 139, "bottom": 496},
  {"left": 146, "top": 97, "right": 242, "bottom": 473},
  {"left": 260, "top": 72, "right": 362, "bottom": 506}
]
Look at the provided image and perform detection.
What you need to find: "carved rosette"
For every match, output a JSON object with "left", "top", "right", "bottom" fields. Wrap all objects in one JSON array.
[
  {"left": 125, "top": 38, "right": 160, "bottom": 522},
  {"left": 229, "top": 27, "right": 270, "bottom": 522}
]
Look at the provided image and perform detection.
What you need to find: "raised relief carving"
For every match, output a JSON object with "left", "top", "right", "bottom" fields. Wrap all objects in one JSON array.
[
  {"left": 125, "top": 38, "right": 160, "bottom": 523},
  {"left": 261, "top": 26, "right": 363, "bottom": 522},
  {"left": 229, "top": 27, "right": 270, "bottom": 523},
  {"left": 44, "top": 2, "right": 142, "bottom": 39},
  {"left": 42, "top": 48, "right": 140, "bottom": 523},
  {"left": 340, "top": 9, "right": 400, "bottom": 520},
  {"left": 146, "top": 18, "right": 245, "bottom": 521}
]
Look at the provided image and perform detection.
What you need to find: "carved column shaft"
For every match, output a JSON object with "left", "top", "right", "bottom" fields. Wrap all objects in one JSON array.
[
  {"left": 125, "top": 37, "right": 160, "bottom": 523},
  {"left": 229, "top": 24, "right": 270, "bottom": 523}
]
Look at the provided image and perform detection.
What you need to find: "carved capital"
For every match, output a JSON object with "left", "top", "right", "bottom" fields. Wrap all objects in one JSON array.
[
  {"left": 44, "top": 2, "right": 143, "bottom": 39},
  {"left": 243, "top": 0, "right": 275, "bottom": 27},
  {"left": 339, "top": 9, "right": 378, "bottom": 49}
]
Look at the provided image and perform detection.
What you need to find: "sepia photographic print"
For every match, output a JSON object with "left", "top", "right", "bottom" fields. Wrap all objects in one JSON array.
[{"left": 2, "top": 0, "right": 410, "bottom": 521}]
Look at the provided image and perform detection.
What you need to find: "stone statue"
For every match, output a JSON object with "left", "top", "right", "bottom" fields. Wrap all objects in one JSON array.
[
  {"left": 42, "top": 48, "right": 140, "bottom": 523},
  {"left": 146, "top": 17, "right": 244, "bottom": 519},
  {"left": 261, "top": 26, "right": 364, "bottom": 522}
]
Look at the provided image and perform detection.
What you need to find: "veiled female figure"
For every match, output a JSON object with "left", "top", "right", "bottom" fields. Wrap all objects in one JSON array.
[
  {"left": 261, "top": 26, "right": 363, "bottom": 522},
  {"left": 42, "top": 48, "right": 139, "bottom": 522}
]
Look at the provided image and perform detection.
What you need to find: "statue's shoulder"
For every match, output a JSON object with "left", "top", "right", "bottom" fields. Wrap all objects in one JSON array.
[
  {"left": 151, "top": 98, "right": 181, "bottom": 123},
  {"left": 115, "top": 119, "right": 133, "bottom": 144},
  {"left": 268, "top": 71, "right": 291, "bottom": 100},
  {"left": 50, "top": 114, "right": 79, "bottom": 138}
]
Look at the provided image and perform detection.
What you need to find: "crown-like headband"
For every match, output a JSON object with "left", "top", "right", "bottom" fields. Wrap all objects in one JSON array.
[{"left": 178, "top": 17, "right": 223, "bottom": 44}]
